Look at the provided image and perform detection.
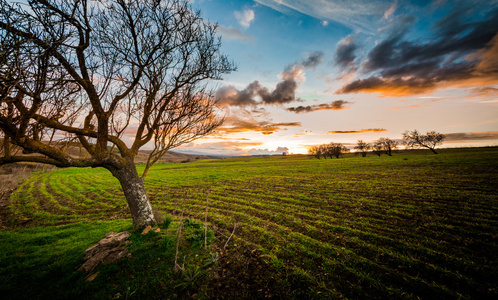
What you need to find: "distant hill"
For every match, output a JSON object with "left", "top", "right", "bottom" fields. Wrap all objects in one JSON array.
[
  {"left": 0, "top": 139, "right": 216, "bottom": 164},
  {"left": 134, "top": 150, "right": 216, "bottom": 164}
]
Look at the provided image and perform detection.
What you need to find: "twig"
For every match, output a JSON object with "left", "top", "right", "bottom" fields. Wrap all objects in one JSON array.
[
  {"left": 173, "top": 194, "right": 178, "bottom": 219},
  {"left": 174, "top": 191, "right": 186, "bottom": 273},
  {"left": 204, "top": 188, "right": 210, "bottom": 250},
  {"left": 223, "top": 223, "right": 238, "bottom": 250}
]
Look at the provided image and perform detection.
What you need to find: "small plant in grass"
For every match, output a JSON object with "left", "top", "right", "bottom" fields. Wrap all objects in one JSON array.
[
  {"left": 183, "top": 219, "right": 214, "bottom": 249},
  {"left": 162, "top": 216, "right": 173, "bottom": 229},
  {"left": 175, "top": 265, "right": 208, "bottom": 292}
]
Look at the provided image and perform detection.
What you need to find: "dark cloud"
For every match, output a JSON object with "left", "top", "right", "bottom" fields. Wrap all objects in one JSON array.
[
  {"left": 327, "top": 128, "right": 387, "bottom": 134},
  {"left": 334, "top": 36, "right": 359, "bottom": 70},
  {"left": 300, "top": 51, "right": 324, "bottom": 69},
  {"left": 216, "top": 51, "right": 325, "bottom": 107},
  {"left": 215, "top": 77, "right": 300, "bottom": 106},
  {"left": 215, "top": 83, "right": 260, "bottom": 107},
  {"left": 287, "top": 100, "right": 352, "bottom": 113},
  {"left": 337, "top": 5, "right": 498, "bottom": 96}
]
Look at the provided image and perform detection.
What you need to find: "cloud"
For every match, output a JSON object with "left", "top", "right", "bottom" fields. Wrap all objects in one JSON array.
[
  {"left": 235, "top": 9, "right": 255, "bottom": 28},
  {"left": 215, "top": 116, "right": 301, "bottom": 135},
  {"left": 444, "top": 131, "right": 498, "bottom": 142},
  {"left": 334, "top": 35, "right": 359, "bottom": 71},
  {"left": 216, "top": 77, "right": 300, "bottom": 106},
  {"left": 254, "top": 0, "right": 401, "bottom": 34},
  {"left": 286, "top": 100, "right": 352, "bottom": 113},
  {"left": 470, "top": 86, "right": 498, "bottom": 97},
  {"left": 337, "top": 5, "right": 498, "bottom": 96},
  {"left": 248, "top": 146, "right": 289, "bottom": 155},
  {"left": 299, "top": 51, "right": 324, "bottom": 69},
  {"left": 177, "top": 141, "right": 264, "bottom": 156},
  {"left": 218, "top": 25, "right": 254, "bottom": 41},
  {"left": 215, "top": 82, "right": 262, "bottom": 107},
  {"left": 383, "top": 2, "right": 397, "bottom": 19},
  {"left": 216, "top": 52, "right": 324, "bottom": 107},
  {"left": 327, "top": 128, "right": 387, "bottom": 134}
]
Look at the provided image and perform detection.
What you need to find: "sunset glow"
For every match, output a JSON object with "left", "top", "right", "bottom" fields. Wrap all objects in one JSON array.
[{"left": 174, "top": 0, "right": 498, "bottom": 155}]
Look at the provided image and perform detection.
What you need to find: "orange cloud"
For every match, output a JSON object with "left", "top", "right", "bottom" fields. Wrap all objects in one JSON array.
[
  {"left": 214, "top": 116, "right": 301, "bottom": 135},
  {"left": 327, "top": 128, "right": 387, "bottom": 134}
]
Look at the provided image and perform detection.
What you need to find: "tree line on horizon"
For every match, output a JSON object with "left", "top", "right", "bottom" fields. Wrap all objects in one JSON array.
[{"left": 308, "top": 130, "right": 446, "bottom": 159}]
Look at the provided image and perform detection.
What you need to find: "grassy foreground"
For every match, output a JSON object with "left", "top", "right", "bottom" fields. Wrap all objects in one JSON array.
[{"left": 1, "top": 147, "right": 498, "bottom": 298}]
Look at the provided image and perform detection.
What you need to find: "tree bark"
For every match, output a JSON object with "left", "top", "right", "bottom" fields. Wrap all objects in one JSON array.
[{"left": 110, "top": 162, "right": 156, "bottom": 231}]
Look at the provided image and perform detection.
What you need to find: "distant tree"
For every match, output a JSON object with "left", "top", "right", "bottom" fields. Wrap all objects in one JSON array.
[
  {"left": 354, "top": 140, "right": 370, "bottom": 157},
  {"left": 308, "top": 145, "right": 321, "bottom": 159},
  {"left": 375, "top": 137, "right": 399, "bottom": 156},
  {"left": 326, "top": 142, "right": 347, "bottom": 158},
  {"left": 0, "top": 0, "right": 235, "bottom": 230},
  {"left": 372, "top": 141, "right": 384, "bottom": 157},
  {"left": 317, "top": 144, "right": 326, "bottom": 159},
  {"left": 309, "top": 142, "right": 347, "bottom": 159},
  {"left": 403, "top": 130, "right": 445, "bottom": 154}
]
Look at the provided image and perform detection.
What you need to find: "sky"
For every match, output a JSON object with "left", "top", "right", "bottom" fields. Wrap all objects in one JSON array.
[{"left": 176, "top": 0, "right": 498, "bottom": 155}]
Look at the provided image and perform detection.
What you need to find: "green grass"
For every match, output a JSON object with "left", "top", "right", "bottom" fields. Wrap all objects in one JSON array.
[
  {"left": 2, "top": 147, "right": 498, "bottom": 298},
  {"left": 0, "top": 219, "right": 217, "bottom": 299}
]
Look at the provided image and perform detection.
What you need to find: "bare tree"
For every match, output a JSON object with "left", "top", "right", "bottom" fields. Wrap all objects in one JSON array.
[
  {"left": 308, "top": 145, "right": 322, "bottom": 159},
  {"left": 372, "top": 141, "right": 384, "bottom": 157},
  {"left": 320, "top": 144, "right": 330, "bottom": 159},
  {"left": 324, "top": 142, "right": 347, "bottom": 158},
  {"left": 0, "top": 0, "right": 235, "bottom": 230},
  {"left": 375, "top": 137, "right": 398, "bottom": 156},
  {"left": 309, "top": 142, "right": 347, "bottom": 159},
  {"left": 403, "top": 129, "right": 445, "bottom": 154},
  {"left": 354, "top": 140, "right": 370, "bottom": 157}
]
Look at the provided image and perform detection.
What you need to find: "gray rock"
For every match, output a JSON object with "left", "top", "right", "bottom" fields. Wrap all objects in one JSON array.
[{"left": 79, "top": 231, "right": 132, "bottom": 273}]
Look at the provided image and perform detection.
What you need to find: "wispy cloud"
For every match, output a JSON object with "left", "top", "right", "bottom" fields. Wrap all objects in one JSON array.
[
  {"left": 234, "top": 9, "right": 255, "bottom": 28},
  {"left": 327, "top": 128, "right": 387, "bottom": 134},
  {"left": 218, "top": 25, "right": 254, "bottom": 41},
  {"left": 254, "top": 0, "right": 396, "bottom": 33},
  {"left": 444, "top": 131, "right": 498, "bottom": 142},
  {"left": 179, "top": 142, "right": 291, "bottom": 156},
  {"left": 286, "top": 100, "right": 352, "bottom": 113},
  {"left": 383, "top": 1, "right": 397, "bottom": 20}
]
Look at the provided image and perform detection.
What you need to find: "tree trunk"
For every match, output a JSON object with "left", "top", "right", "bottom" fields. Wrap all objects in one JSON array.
[
  {"left": 429, "top": 147, "right": 438, "bottom": 154},
  {"left": 110, "top": 162, "right": 156, "bottom": 231}
]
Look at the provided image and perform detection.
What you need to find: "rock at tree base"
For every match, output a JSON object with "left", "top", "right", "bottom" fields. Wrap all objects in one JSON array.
[
  {"left": 141, "top": 225, "right": 152, "bottom": 235},
  {"left": 79, "top": 231, "right": 131, "bottom": 273}
]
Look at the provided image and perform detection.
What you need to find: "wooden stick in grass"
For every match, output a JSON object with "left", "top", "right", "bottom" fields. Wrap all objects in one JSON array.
[
  {"left": 174, "top": 191, "right": 186, "bottom": 273},
  {"left": 223, "top": 223, "right": 238, "bottom": 250}
]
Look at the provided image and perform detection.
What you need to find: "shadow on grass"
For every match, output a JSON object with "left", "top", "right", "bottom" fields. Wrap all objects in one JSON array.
[{"left": 0, "top": 219, "right": 218, "bottom": 299}]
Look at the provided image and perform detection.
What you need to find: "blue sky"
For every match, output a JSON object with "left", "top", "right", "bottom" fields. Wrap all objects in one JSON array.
[{"left": 177, "top": 0, "right": 498, "bottom": 155}]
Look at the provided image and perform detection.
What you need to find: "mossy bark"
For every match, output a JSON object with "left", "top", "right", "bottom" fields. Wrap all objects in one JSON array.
[{"left": 110, "top": 162, "right": 156, "bottom": 231}]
